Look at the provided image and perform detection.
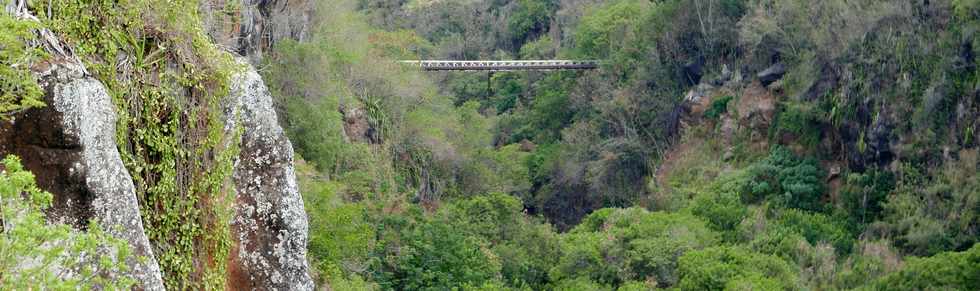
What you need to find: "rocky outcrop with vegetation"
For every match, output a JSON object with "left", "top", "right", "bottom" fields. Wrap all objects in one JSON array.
[
  {"left": 0, "top": 6, "right": 165, "bottom": 289},
  {"left": 2, "top": 0, "right": 315, "bottom": 289},
  {"left": 225, "top": 62, "right": 313, "bottom": 290},
  {"left": 202, "top": 0, "right": 314, "bottom": 64}
]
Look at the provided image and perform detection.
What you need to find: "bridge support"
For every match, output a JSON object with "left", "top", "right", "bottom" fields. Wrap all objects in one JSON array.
[{"left": 487, "top": 72, "right": 493, "bottom": 95}]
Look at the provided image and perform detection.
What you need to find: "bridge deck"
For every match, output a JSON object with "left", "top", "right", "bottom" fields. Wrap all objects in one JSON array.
[{"left": 399, "top": 60, "right": 599, "bottom": 71}]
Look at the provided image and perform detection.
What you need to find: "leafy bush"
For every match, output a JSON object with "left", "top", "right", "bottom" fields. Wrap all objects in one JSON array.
[
  {"left": 441, "top": 193, "right": 559, "bottom": 289},
  {"left": 574, "top": 0, "right": 649, "bottom": 59},
  {"left": 704, "top": 95, "right": 734, "bottom": 119},
  {"left": 833, "top": 240, "right": 903, "bottom": 289},
  {"left": 773, "top": 209, "right": 854, "bottom": 254},
  {"left": 552, "top": 276, "right": 609, "bottom": 291},
  {"left": 677, "top": 246, "right": 797, "bottom": 291},
  {"left": 840, "top": 169, "right": 896, "bottom": 226},
  {"left": 881, "top": 150, "right": 980, "bottom": 256},
  {"left": 554, "top": 208, "right": 719, "bottom": 288},
  {"left": 773, "top": 102, "right": 823, "bottom": 148},
  {"left": 0, "top": 155, "right": 135, "bottom": 288},
  {"left": 507, "top": 0, "right": 557, "bottom": 49},
  {"left": 0, "top": 14, "right": 46, "bottom": 120},
  {"left": 867, "top": 243, "right": 980, "bottom": 291},
  {"left": 688, "top": 190, "right": 748, "bottom": 236},
  {"left": 438, "top": 192, "right": 526, "bottom": 243},
  {"left": 385, "top": 222, "right": 503, "bottom": 290},
  {"left": 749, "top": 147, "right": 826, "bottom": 211}
]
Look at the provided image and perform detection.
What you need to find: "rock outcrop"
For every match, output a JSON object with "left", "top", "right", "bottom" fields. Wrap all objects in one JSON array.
[
  {"left": 757, "top": 63, "right": 786, "bottom": 87},
  {"left": 223, "top": 61, "right": 314, "bottom": 290},
  {"left": 0, "top": 46, "right": 166, "bottom": 290},
  {"left": 201, "top": 0, "right": 314, "bottom": 64},
  {"left": 2, "top": 2, "right": 315, "bottom": 288},
  {"left": 202, "top": 1, "right": 317, "bottom": 288}
]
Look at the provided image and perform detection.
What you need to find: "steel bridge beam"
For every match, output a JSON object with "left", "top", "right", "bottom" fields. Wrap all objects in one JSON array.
[{"left": 398, "top": 60, "right": 599, "bottom": 71}]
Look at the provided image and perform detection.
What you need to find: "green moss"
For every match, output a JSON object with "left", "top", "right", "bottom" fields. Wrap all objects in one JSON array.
[{"left": 30, "top": 1, "right": 241, "bottom": 288}]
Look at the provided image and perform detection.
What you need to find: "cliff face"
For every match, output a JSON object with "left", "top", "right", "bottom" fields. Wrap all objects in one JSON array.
[
  {"left": 224, "top": 61, "right": 314, "bottom": 290},
  {"left": 201, "top": 0, "right": 314, "bottom": 64},
  {"left": 2, "top": 54, "right": 315, "bottom": 291},
  {"left": 206, "top": 1, "right": 318, "bottom": 289},
  {"left": 1, "top": 1, "right": 317, "bottom": 289},
  {"left": 0, "top": 34, "right": 165, "bottom": 290}
]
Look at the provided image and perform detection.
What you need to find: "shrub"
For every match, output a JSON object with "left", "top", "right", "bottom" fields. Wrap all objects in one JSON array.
[
  {"left": 507, "top": 0, "right": 557, "bottom": 49},
  {"left": 0, "top": 155, "right": 135, "bottom": 288},
  {"left": 387, "top": 222, "right": 503, "bottom": 290},
  {"left": 553, "top": 277, "right": 610, "bottom": 291},
  {"left": 574, "top": 0, "right": 649, "bottom": 59},
  {"left": 773, "top": 102, "right": 823, "bottom": 148},
  {"left": 689, "top": 190, "right": 748, "bottom": 236},
  {"left": 867, "top": 243, "right": 980, "bottom": 291},
  {"left": 840, "top": 169, "right": 896, "bottom": 226},
  {"left": 750, "top": 147, "right": 826, "bottom": 211},
  {"left": 774, "top": 209, "right": 854, "bottom": 254},
  {"left": 438, "top": 193, "right": 559, "bottom": 289},
  {"left": 704, "top": 95, "right": 734, "bottom": 119},
  {"left": 0, "top": 13, "right": 46, "bottom": 120},
  {"left": 881, "top": 150, "right": 980, "bottom": 256},
  {"left": 556, "top": 208, "right": 719, "bottom": 288},
  {"left": 677, "top": 246, "right": 797, "bottom": 291}
]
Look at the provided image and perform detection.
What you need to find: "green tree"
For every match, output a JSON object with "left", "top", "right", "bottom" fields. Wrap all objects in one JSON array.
[
  {"left": 387, "top": 222, "right": 503, "bottom": 290},
  {"left": 508, "top": 0, "right": 557, "bottom": 49},
  {"left": 677, "top": 246, "right": 797, "bottom": 291},
  {"left": 881, "top": 150, "right": 980, "bottom": 256},
  {"left": 747, "top": 147, "right": 826, "bottom": 211},
  {"left": 0, "top": 13, "right": 46, "bottom": 119},
  {"left": 689, "top": 190, "right": 748, "bottom": 236},
  {"left": 840, "top": 169, "right": 895, "bottom": 226},
  {"left": 774, "top": 209, "right": 853, "bottom": 254},
  {"left": 553, "top": 208, "right": 719, "bottom": 288},
  {"left": 867, "top": 244, "right": 980, "bottom": 291},
  {"left": 437, "top": 193, "right": 559, "bottom": 289}
]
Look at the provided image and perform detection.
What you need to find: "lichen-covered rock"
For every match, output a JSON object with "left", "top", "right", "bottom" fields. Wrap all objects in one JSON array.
[
  {"left": 201, "top": 0, "right": 314, "bottom": 64},
  {"left": 0, "top": 58, "right": 166, "bottom": 290},
  {"left": 223, "top": 61, "right": 314, "bottom": 290}
]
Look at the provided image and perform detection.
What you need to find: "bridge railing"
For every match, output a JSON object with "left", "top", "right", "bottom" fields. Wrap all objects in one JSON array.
[{"left": 398, "top": 60, "right": 600, "bottom": 71}]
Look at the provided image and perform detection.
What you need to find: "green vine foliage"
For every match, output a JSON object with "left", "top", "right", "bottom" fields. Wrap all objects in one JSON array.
[
  {"left": 28, "top": 1, "right": 241, "bottom": 289},
  {"left": 0, "top": 155, "right": 136, "bottom": 288},
  {"left": 0, "top": 12, "right": 46, "bottom": 119}
]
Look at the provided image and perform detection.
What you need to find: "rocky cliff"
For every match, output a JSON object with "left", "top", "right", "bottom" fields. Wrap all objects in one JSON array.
[
  {"left": 224, "top": 61, "right": 314, "bottom": 290},
  {"left": 1, "top": 1, "right": 316, "bottom": 289},
  {"left": 208, "top": 1, "right": 317, "bottom": 289},
  {"left": 0, "top": 13, "right": 165, "bottom": 289},
  {"left": 201, "top": 0, "right": 314, "bottom": 64}
]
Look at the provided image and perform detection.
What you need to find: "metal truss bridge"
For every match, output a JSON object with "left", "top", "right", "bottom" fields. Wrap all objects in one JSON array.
[{"left": 399, "top": 60, "right": 600, "bottom": 71}]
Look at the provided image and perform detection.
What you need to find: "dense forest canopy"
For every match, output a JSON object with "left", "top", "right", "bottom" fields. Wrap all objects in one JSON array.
[{"left": 266, "top": 0, "right": 980, "bottom": 289}]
